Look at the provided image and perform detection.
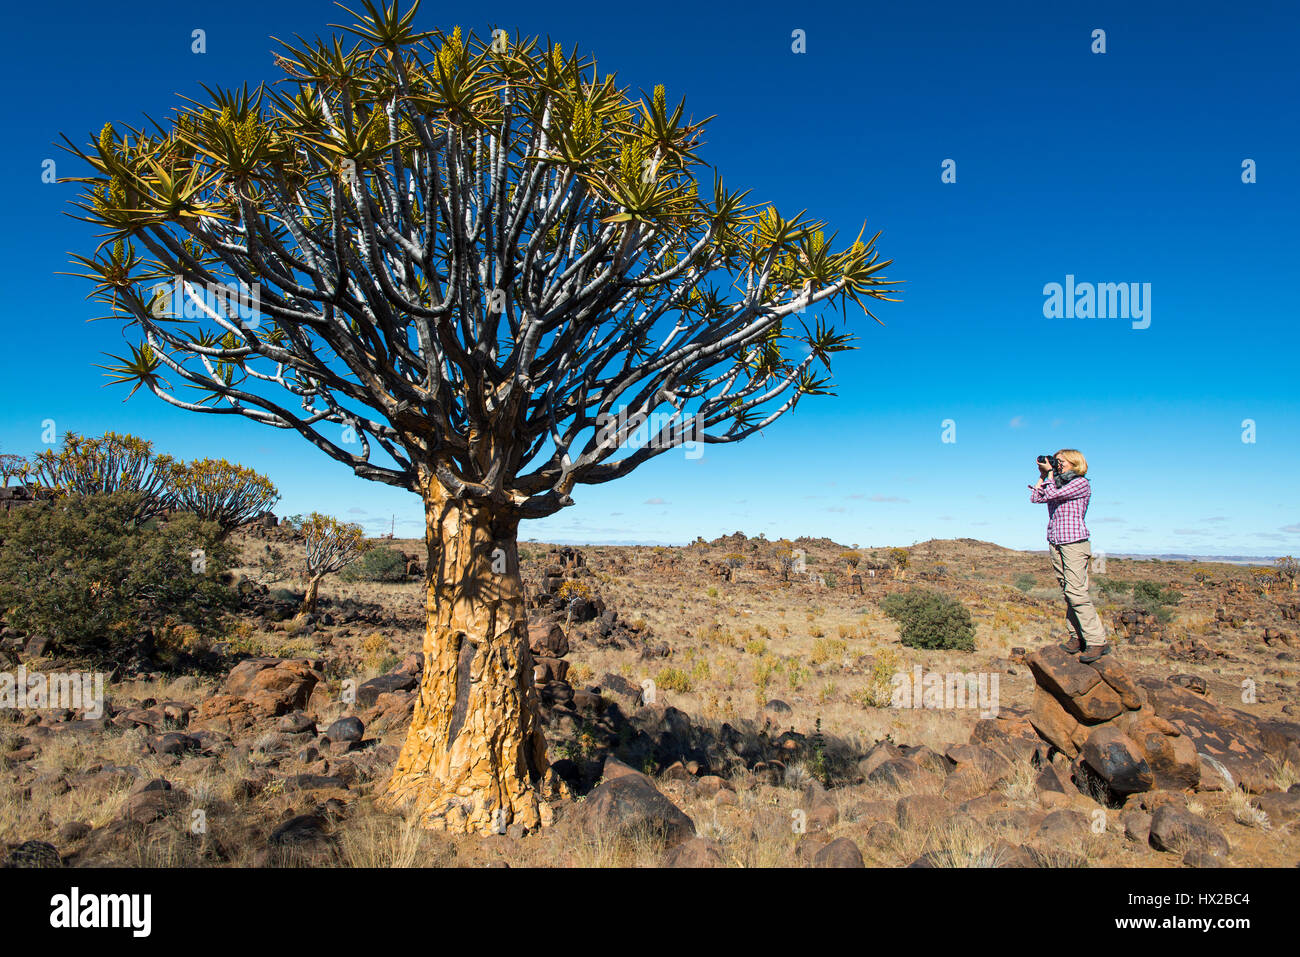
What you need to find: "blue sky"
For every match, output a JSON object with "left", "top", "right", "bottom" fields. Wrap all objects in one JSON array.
[{"left": 2, "top": 0, "right": 1297, "bottom": 554}]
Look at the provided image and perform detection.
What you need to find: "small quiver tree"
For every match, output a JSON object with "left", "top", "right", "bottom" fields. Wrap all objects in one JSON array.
[
  {"left": 170, "top": 457, "right": 280, "bottom": 537},
  {"left": 298, "top": 512, "right": 365, "bottom": 612},
  {"left": 890, "top": 547, "right": 910, "bottom": 581},
  {"left": 1274, "top": 556, "right": 1298, "bottom": 593},
  {"left": 0, "top": 453, "right": 29, "bottom": 487},
  {"left": 30, "top": 432, "right": 174, "bottom": 521}
]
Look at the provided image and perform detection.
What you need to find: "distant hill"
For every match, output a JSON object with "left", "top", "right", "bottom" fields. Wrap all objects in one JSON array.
[
  {"left": 520, "top": 535, "right": 1282, "bottom": 566},
  {"left": 1069, "top": 552, "right": 1278, "bottom": 566}
]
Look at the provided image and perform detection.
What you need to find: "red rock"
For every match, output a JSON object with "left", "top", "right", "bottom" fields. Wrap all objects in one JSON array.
[
  {"left": 1138, "top": 676, "right": 1277, "bottom": 792},
  {"left": 528, "top": 621, "right": 569, "bottom": 658},
  {"left": 812, "top": 837, "right": 865, "bottom": 868},
  {"left": 1080, "top": 726, "right": 1154, "bottom": 795},
  {"left": 1062, "top": 680, "right": 1124, "bottom": 723},
  {"left": 1149, "top": 805, "right": 1228, "bottom": 860},
  {"left": 1027, "top": 645, "right": 1101, "bottom": 699},
  {"left": 571, "top": 773, "right": 695, "bottom": 848},
  {"left": 1090, "top": 657, "right": 1144, "bottom": 710},
  {"left": 533, "top": 657, "right": 569, "bottom": 682},
  {"left": 222, "top": 658, "right": 323, "bottom": 716},
  {"left": 662, "top": 836, "right": 724, "bottom": 867},
  {"left": 1035, "top": 763, "right": 1073, "bottom": 798},
  {"left": 190, "top": 694, "right": 261, "bottom": 736},
  {"left": 1030, "top": 686, "right": 1081, "bottom": 757},
  {"left": 1123, "top": 717, "right": 1200, "bottom": 791}
]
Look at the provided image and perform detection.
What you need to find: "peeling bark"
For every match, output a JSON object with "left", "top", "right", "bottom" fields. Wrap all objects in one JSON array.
[
  {"left": 301, "top": 573, "right": 325, "bottom": 614},
  {"left": 380, "top": 479, "right": 550, "bottom": 834}
]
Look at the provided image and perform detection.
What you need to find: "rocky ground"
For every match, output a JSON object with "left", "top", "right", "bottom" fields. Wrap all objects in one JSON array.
[{"left": 2, "top": 529, "right": 1298, "bottom": 868}]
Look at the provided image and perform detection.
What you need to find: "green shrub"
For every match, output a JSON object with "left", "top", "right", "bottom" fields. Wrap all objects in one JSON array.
[
  {"left": 1095, "top": 577, "right": 1130, "bottom": 598},
  {"left": 879, "top": 587, "right": 976, "bottom": 651},
  {"left": 0, "top": 492, "right": 235, "bottom": 661},
  {"left": 1014, "top": 573, "right": 1036, "bottom": 592},
  {"left": 656, "top": 666, "right": 693, "bottom": 693},
  {"left": 1130, "top": 580, "right": 1182, "bottom": 609},
  {"left": 339, "top": 546, "right": 408, "bottom": 582}
]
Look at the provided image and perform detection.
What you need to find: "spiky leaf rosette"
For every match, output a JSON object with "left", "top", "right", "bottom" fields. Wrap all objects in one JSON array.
[
  {"left": 30, "top": 431, "right": 175, "bottom": 521},
  {"left": 61, "top": 0, "right": 899, "bottom": 516},
  {"left": 169, "top": 457, "right": 281, "bottom": 532}
]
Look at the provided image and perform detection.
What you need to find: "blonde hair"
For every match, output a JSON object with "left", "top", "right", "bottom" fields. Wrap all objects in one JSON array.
[{"left": 1055, "top": 449, "right": 1088, "bottom": 475}]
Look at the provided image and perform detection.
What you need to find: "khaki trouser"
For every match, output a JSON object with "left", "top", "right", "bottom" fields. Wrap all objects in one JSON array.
[{"left": 1049, "top": 540, "right": 1107, "bottom": 647}]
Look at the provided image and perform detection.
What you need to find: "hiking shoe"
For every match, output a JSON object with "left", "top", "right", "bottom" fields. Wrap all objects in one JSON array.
[
  {"left": 1059, "top": 634, "right": 1084, "bottom": 654},
  {"left": 1079, "top": 643, "right": 1111, "bottom": 664}
]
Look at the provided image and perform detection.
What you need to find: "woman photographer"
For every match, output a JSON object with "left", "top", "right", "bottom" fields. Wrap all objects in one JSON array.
[{"left": 1029, "top": 449, "right": 1109, "bottom": 663}]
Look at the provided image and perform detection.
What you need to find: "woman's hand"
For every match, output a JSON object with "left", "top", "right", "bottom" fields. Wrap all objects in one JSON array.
[{"left": 1037, "top": 457, "right": 1051, "bottom": 476}]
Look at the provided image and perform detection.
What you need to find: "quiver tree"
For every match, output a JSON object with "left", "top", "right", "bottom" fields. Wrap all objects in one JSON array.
[
  {"left": 297, "top": 511, "right": 365, "bottom": 611},
  {"left": 60, "top": 0, "right": 898, "bottom": 833},
  {"left": 890, "top": 547, "right": 910, "bottom": 580},
  {"left": 170, "top": 457, "right": 280, "bottom": 535},
  {"left": 0, "top": 453, "right": 28, "bottom": 487},
  {"left": 772, "top": 538, "right": 801, "bottom": 582},
  {"left": 30, "top": 432, "right": 174, "bottom": 521},
  {"left": 1274, "top": 556, "right": 1297, "bottom": 593}
]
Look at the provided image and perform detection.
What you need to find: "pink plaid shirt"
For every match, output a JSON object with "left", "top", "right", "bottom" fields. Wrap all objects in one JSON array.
[{"left": 1029, "top": 475, "right": 1091, "bottom": 545}]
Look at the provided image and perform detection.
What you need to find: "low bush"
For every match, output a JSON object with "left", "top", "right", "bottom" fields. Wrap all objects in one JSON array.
[
  {"left": 340, "top": 546, "right": 409, "bottom": 583},
  {"left": 656, "top": 666, "right": 693, "bottom": 694},
  {"left": 1130, "top": 580, "right": 1182, "bottom": 609},
  {"left": 1095, "top": 576, "right": 1130, "bottom": 598},
  {"left": 880, "top": 587, "right": 976, "bottom": 651},
  {"left": 0, "top": 492, "right": 234, "bottom": 662}
]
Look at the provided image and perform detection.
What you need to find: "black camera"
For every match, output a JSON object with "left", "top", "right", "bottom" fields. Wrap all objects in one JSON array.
[{"left": 1037, "top": 454, "right": 1060, "bottom": 472}]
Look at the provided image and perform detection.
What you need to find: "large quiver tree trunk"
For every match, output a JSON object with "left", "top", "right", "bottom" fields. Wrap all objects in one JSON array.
[{"left": 380, "top": 481, "right": 549, "bottom": 834}]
